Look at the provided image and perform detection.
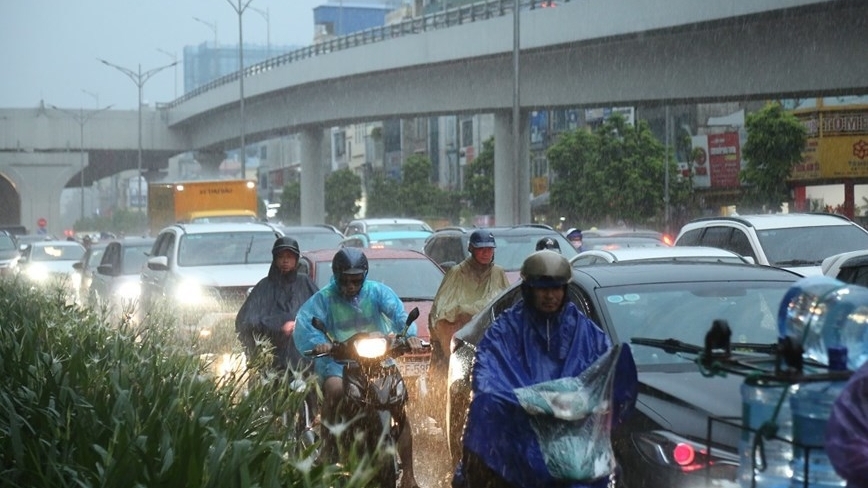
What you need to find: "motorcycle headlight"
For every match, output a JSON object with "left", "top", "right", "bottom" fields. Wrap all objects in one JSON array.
[
  {"left": 116, "top": 281, "right": 141, "bottom": 300},
  {"left": 26, "top": 263, "right": 50, "bottom": 282},
  {"left": 174, "top": 279, "right": 207, "bottom": 305},
  {"left": 354, "top": 337, "right": 388, "bottom": 358}
]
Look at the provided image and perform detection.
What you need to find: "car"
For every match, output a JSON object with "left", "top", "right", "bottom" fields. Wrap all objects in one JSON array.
[
  {"left": 297, "top": 247, "right": 444, "bottom": 383},
  {"left": 279, "top": 225, "right": 345, "bottom": 251},
  {"left": 340, "top": 230, "right": 433, "bottom": 253},
  {"left": 445, "top": 261, "right": 802, "bottom": 487},
  {"left": 821, "top": 249, "right": 868, "bottom": 287},
  {"left": 423, "top": 225, "right": 578, "bottom": 281},
  {"left": 14, "top": 234, "right": 56, "bottom": 252},
  {"left": 343, "top": 217, "right": 433, "bottom": 236},
  {"left": 71, "top": 242, "right": 109, "bottom": 303},
  {"left": 139, "top": 222, "right": 283, "bottom": 340},
  {"left": 88, "top": 237, "right": 156, "bottom": 314},
  {"left": 570, "top": 245, "right": 753, "bottom": 266},
  {"left": 17, "top": 240, "right": 86, "bottom": 294},
  {"left": 0, "top": 231, "right": 20, "bottom": 276},
  {"left": 675, "top": 213, "right": 868, "bottom": 276}
]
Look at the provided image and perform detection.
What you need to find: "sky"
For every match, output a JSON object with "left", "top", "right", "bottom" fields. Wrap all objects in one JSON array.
[{"left": 0, "top": 0, "right": 324, "bottom": 110}]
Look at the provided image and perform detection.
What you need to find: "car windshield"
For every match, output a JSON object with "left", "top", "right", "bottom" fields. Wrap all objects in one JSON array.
[
  {"left": 313, "top": 258, "right": 442, "bottom": 299},
  {"left": 121, "top": 245, "right": 152, "bottom": 274},
  {"left": 0, "top": 235, "right": 15, "bottom": 251},
  {"left": 31, "top": 244, "right": 84, "bottom": 261},
  {"left": 493, "top": 234, "right": 578, "bottom": 270},
  {"left": 366, "top": 223, "right": 431, "bottom": 233},
  {"left": 295, "top": 232, "right": 343, "bottom": 251},
  {"left": 598, "top": 280, "right": 789, "bottom": 367},
  {"left": 757, "top": 225, "right": 868, "bottom": 266},
  {"left": 178, "top": 232, "right": 274, "bottom": 266},
  {"left": 369, "top": 237, "right": 429, "bottom": 253},
  {"left": 87, "top": 248, "right": 106, "bottom": 267}
]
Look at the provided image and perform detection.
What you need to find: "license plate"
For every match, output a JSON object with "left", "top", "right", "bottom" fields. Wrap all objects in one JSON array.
[{"left": 398, "top": 358, "right": 429, "bottom": 378}]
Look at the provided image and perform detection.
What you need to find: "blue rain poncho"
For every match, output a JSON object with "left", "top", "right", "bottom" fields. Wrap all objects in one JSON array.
[
  {"left": 293, "top": 277, "right": 418, "bottom": 380},
  {"left": 454, "top": 299, "right": 637, "bottom": 488},
  {"left": 826, "top": 360, "right": 868, "bottom": 486}
]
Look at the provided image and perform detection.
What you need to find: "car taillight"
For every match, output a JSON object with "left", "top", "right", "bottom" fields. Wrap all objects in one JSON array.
[
  {"left": 662, "top": 234, "right": 675, "bottom": 246},
  {"left": 673, "top": 442, "right": 695, "bottom": 466}
]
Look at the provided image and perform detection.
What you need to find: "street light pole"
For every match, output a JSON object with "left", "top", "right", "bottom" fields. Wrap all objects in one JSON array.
[
  {"left": 81, "top": 89, "right": 99, "bottom": 109},
  {"left": 512, "top": 0, "right": 521, "bottom": 224},
  {"left": 98, "top": 58, "right": 177, "bottom": 212},
  {"left": 50, "top": 103, "right": 113, "bottom": 222},
  {"left": 250, "top": 6, "right": 270, "bottom": 57},
  {"left": 226, "top": 0, "right": 254, "bottom": 179},
  {"left": 156, "top": 48, "right": 179, "bottom": 99},
  {"left": 193, "top": 17, "right": 218, "bottom": 47}
]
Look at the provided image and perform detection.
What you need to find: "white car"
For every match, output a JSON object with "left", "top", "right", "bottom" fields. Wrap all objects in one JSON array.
[
  {"left": 570, "top": 246, "right": 752, "bottom": 266},
  {"left": 139, "top": 222, "right": 283, "bottom": 337},
  {"left": 822, "top": 249, "right": 868, "bottom": 287},
  {"left": 18, "top": 240, "right": 85, "bottom": 288},
  {"left": 88, "top": 238, "right": 155, "bottom": 314},
  {"left": 675, "top": 213, "right": 868, "bottom": 276}
]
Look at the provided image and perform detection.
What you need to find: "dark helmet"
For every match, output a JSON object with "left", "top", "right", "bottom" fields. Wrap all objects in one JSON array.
[
  {"left": 535, "top": 237, "right": 561, "bottom": 253},
  {"left": 520, "top": 251, "right": 572, "bottom": 288},
  {"left": 332, "top": 247, "right": 369, "bottom": 282},
  {"left": 272, "top": 236, "right": 300, "bottom": 257},
  {"left": 468, "top": 229, "right": 496, "bottom": 250}
]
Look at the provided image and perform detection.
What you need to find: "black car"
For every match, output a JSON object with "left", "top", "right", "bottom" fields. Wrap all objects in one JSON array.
[
  {"left": 446, "top": 261, "right": 801, "bottom": 487},
  {"left": 279, "top": 225, "right": 345, "bottom": 252},
  {"left": 423, "top": 225, "right": 577, "bottom": 280}
]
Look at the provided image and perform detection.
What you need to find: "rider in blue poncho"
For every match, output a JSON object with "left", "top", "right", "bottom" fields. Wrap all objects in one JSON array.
[
  {"left": 453, "top": 251, "right": 638, "bottom": 488},
  {"left": 293, "top": 247, "right": 424, "bottom": 488}
]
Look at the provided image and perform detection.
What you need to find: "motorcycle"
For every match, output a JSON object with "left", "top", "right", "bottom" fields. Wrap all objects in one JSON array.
[{"left": 308, "top": 307, "right": 425, "bottom": 487}]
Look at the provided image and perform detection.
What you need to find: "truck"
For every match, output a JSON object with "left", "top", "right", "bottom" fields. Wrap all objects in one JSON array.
[{"left": 147, "top": 179, "right": 259, "bottom": 235}]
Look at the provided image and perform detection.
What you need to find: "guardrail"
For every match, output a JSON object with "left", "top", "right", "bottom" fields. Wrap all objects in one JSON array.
[{"left": 160, "top": 0, "right": 567, "bottom": 110}]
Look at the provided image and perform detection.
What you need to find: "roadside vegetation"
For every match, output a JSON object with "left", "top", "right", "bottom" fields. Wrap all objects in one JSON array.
[{"left": 0, "top": 277, "right": 385, "bottom": 488}]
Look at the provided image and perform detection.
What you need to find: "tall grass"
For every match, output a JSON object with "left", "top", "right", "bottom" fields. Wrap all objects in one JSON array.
[{"left": 0, "top": 278, "right": 384, "bottom": 488}]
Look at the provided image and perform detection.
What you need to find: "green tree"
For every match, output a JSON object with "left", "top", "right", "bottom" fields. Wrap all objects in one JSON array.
[
  {"left": 548, "top": 113, "right": 691, "bottom": 229},
  {"left": 464, "top": 137, "right": 495, "bottom": 215},
  {"left": 740, "top": 102, "right": 807, "bottom": 212},
  {"left": 366, "top": 169, "right": 402, "bottom": 217},
  {"left": 325, "top": 168, "right": 361, "bottom": 227},
  {"left": 399, "top": 154, "right": 441, "bottom": 218},
  {"left": 277, "top": 180, "right": 302, "bottom": 224}
]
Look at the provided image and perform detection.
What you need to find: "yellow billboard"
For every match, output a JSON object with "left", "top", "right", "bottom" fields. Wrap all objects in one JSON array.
[{"left": 791, "top": 108, "right": 868, "bottom": 181}]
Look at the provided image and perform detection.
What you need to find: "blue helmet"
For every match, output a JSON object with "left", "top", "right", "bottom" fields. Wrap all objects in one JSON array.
[
  {"left": 332, "top": 247, "right": 369, "bottom": 283},
  {"left": 468, "top": 230, "right": 496, "bottom": 250}
]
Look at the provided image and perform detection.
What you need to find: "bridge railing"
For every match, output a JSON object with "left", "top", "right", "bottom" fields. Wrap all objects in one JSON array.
[{"left": 160, "top": 0, "right": 567, "bottom": 110}]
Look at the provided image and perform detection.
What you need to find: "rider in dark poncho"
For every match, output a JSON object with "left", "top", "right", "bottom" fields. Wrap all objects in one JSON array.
[
  {"left": 453, "top": 251, "right": 638, "bottom": 488},
  {"left": 235, "top": 236, "right": 319, "bottom": 372}
]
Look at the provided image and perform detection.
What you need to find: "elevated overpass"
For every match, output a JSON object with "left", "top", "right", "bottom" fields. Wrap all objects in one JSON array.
[{"left": 1, "top": 0, "right": 866, "bottom": 233}]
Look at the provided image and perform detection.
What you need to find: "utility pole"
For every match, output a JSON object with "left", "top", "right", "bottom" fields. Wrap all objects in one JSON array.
[
  {"left": 50, "top": 104, "right": 114, "bottom": 222},
  {"left": 226, "top": 0, "right": 255, "bottom": 179}
]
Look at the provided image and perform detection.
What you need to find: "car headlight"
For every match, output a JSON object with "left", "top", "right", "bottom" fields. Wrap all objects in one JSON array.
[
  {"left": 448, "top": 339, "right": 474, "bottom": 385},
  {"left": 632, "top": 430, "right": 738, "bottom": 479},
  {"left": 174, "top": 279, "right": 208, "bottom": 305},
  {"left": 354, "top": 337, "right": 388, "bottom": 358},
  {"left": 26, "top": 264, "right": 50, "bottom": 282},
  {"left": 116, "top": 281, "right": 141, "bottom": 300}
]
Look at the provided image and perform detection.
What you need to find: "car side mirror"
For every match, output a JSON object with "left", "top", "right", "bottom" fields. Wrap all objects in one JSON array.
[
  {"left": 72, "top": 262, "right": 83, "bottom": 271},
  {"left": 147, "top": 256, "right": 169, "bottom": 271},
  {"left": 97, "top": 263, "right": 114, "bottom": 275}
]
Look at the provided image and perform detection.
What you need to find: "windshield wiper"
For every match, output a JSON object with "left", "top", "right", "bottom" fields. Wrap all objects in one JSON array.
[
  {"left": 774, "top": 259, "right": 821, "bottom": 266},
  {"left": 243, "top": 236, "right": 255, "bottom": 264},
  {"left": 631, "top": 337, "right": 778, "bottom": 356}
]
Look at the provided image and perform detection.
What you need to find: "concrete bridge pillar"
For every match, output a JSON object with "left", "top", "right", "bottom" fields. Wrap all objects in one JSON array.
[
  {"left": 0, "top": 152, "right": 81, "bottom": 236},
  {"left": 195, "top": 150, "right": 225, "bottom": 179},
  {"left": 299, "top": 127, "right": 326, "bottom": 225},
  {"left": 494, "top": 109, "right": 531, "bottom": 226}
]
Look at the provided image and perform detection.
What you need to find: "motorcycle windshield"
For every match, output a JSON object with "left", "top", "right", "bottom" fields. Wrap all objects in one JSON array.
[{"left": 513, "top": 344, "right": 621, "bottom": 481}]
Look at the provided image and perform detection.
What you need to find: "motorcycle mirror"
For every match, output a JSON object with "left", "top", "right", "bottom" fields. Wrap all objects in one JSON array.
[
  {"left": 311, "top": 317, "right": 336, "bottom": 343},
  {"left": 399, "top": 307, "right": 420, "bottom": 336}
]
